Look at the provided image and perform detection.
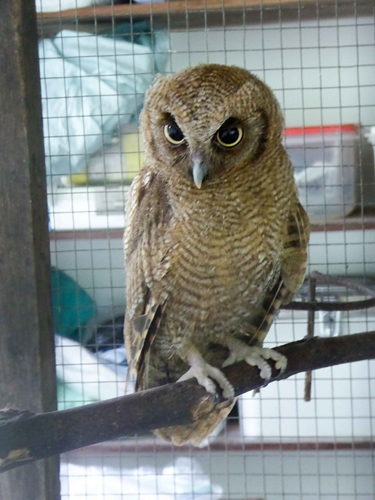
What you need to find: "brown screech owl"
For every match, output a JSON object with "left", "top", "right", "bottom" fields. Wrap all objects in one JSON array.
[{"left": 124, "top": 64, "right": 310, "bottom": 446}]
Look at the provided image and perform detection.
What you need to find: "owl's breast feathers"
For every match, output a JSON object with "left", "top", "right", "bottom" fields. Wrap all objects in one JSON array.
[{"left": 124, "top": 165, "right": 309, "bottom": 390}]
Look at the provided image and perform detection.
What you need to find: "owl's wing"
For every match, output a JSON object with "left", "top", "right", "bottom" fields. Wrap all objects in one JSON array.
[
  {"left": 250, "top": 202, "right": 309, "bottom": 345},
  {"left": 124, "top": 169, "right": 173, "bottom": 391},
  {"left": 280, "top": 201, "right": 310, "bottom": 301}
]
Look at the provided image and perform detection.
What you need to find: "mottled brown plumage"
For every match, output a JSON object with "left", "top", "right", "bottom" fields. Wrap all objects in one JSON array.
[{"left": 124, "top": 64, "right": 310, "bottom": 446}]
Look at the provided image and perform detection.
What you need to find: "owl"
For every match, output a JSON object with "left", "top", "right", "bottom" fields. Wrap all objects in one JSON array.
[{"left": 124, "top": 64, "right": 310, "bottom": 446}]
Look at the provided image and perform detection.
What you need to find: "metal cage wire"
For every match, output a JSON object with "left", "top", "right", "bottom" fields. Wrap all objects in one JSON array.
[{"left": 36, "top": 1, "right": 375, "bottom": 499}]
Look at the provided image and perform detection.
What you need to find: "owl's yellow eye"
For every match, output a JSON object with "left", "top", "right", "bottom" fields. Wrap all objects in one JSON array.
[
  {"left": 216, "top": 125, "right": 243, "bottom": 148},
  {"left": 164, "top": 124, "right": 185, "bottom": 145}
]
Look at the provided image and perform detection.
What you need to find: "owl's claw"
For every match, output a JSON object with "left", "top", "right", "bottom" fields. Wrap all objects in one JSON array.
[
  {"left": 177, "top": 361, "right": 234, "bottom": 399},
  {"left": 222, "top": 342, "right": 287, "bottom": 384}
]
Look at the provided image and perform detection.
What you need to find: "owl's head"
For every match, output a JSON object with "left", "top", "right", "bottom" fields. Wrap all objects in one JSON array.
[{"left": 140, "top": 64, "right": 285, "bottom": 190}]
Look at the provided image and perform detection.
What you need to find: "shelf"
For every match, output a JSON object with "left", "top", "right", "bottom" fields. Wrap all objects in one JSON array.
[
  {"left": 37, "top": 0, "right": 373, "bottom": 29},
  {"left": 48, "top": 207, "right": 375, "bottom": 241},
  {"left": 36, "top": 0, "right": 339, "bottom": 20}
]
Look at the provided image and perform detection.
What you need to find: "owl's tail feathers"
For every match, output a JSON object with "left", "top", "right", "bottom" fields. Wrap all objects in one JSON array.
[
  {"left": 125, "top": 297, "right": 166, "bottom": 394},
  {"left": 154, "top": 397, "right": 236, "bottom": 446},
  {"left": 153, "top": 341, "right": 238, "bottom": 446}
]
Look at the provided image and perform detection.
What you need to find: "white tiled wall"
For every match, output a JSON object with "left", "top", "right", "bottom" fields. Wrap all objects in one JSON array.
[
  {"left": 167, "top": 16, "right": 375, "bottom": 129},
  {"left": 61, "top": 448, "right": 375, "bottom": 500},
  {"left": 240, "top": 311, "right": 375, "bottom": 439}
]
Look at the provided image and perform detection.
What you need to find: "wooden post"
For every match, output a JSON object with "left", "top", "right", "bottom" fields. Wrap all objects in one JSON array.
[{"left": 0, "top": 1, "right": 60, "bottom": 499}]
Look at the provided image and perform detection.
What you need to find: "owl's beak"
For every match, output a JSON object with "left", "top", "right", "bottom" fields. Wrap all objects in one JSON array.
[{"left": 192, "top": 156, "right": 207, "bottom": 189}]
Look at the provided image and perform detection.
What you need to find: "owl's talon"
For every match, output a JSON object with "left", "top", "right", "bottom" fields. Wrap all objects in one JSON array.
[
  {"left": 222, "top": 352, "right": 237, "bottom": 368},
  {"left": 178, "top": 367, "right": 216, "bottom": 394},
  {"left": 275, "top": 359, "right": 287, "bottom": 374},
  {"left": 223, "top": 342, "right": 287, "bottom": 383},
  {"left": 177, "top": 362, "right": 234, "bottom": 400}
]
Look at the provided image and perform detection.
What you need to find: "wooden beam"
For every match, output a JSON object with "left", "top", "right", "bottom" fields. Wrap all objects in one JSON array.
[
  {"left": 36, "top": 0, "right": 364, "bottom": 21},
  {"left": 36, "top": 1, "right": 374, "bottom": 38},
  {"left": 0, "top": 1, "right": 60, "bottom": 499}
]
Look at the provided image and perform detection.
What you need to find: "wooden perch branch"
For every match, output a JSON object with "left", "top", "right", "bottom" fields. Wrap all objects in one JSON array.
[{"left": 1, "top": 331, "right": 375, "bottom": 473}]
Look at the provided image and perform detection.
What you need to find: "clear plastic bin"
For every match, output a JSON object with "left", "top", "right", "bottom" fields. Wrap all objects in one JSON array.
[{"left": 283, "top": 124, "right": 359, "bottom": 223}]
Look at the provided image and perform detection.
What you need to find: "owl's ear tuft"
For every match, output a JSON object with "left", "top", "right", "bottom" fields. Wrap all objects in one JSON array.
[
  {"left": 232, "top": 77, "right": 284, "bottom": 141},
  {"left": 143, "top": 74, "right": 169, "bottom": 107},
  {"left": 152, "top": 73, "right": 168, "bottom": 87}
]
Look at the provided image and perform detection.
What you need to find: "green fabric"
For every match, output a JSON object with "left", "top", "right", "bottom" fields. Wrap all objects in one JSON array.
[{"left": 51, "top": 267, "right": 95, "bottom": 342}]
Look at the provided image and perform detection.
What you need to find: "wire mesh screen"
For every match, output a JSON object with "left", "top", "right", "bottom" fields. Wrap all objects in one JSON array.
[{"left": 36, "top": 1, "right": 375, "bottom": 499}]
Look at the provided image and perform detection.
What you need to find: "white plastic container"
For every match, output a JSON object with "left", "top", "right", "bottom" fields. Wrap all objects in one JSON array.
[{"left": 283, "top": 124, "right": 359, "bottom": 223}]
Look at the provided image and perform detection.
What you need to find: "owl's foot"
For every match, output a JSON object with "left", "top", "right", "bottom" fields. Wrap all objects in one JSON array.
[
  {"left": 222, "top": 339, "right": 287, "bottom": 384},
  {"left": 177, "top": 348, "right": 234, "bottom": 399}
]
